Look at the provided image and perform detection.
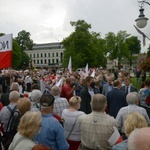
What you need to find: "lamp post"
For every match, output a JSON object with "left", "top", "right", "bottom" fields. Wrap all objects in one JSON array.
[{"left": 135, "top": 0, "right": 150, "bottom": 28}]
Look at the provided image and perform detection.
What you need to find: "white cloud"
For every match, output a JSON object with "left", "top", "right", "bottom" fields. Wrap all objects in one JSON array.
[{"left": 0, "top": 0, "right": 150, "bottom": 52}]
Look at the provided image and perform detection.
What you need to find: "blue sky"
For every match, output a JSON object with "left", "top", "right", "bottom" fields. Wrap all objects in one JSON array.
[{"left": 1, "top": 0, "right": 150, "bottom": 52}]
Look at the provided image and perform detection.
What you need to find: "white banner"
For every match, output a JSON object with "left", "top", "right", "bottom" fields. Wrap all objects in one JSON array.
[
  {"left": 68, "top": 56, "right": 72, "bottom": 74},
  {"left": 0, "top": 34, "right": 12, "bottom": 52}
]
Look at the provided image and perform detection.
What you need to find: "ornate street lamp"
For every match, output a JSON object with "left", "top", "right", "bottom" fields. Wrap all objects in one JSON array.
[{"left": 135, "top": 0, "right": 150, "bottom": 28}]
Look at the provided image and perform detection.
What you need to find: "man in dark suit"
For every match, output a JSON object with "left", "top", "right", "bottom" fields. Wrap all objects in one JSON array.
[
  {"left": 107, "top": 80, "right": 127, "bottom": 118},
  {"left": 93, "top": 80, "right": 101, "bottom": 94},
  {"left": 79, "top": 76, "right": 94, "bottom": 114},
  {"left": 121, "top": 77, "right": 137, "bottom": 95}
]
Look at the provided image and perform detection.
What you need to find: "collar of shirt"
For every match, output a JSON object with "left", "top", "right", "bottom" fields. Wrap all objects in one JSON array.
[{"left": 88, "top": 88, "right": 94, "bottom": 97}]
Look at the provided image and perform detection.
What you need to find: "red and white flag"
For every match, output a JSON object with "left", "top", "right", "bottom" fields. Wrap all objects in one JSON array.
[{"left": 0, "top": 34, "right": 13, "bottom": 69}]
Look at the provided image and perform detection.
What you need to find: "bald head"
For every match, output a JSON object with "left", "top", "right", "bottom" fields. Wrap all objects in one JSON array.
[{"left": 127, "top": 127, "right": 150, "bottom": 150}]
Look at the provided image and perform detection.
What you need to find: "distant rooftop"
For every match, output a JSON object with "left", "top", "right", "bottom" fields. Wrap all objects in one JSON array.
[{"left": 32, "top": 42, "right": 63, "bottom": 50}]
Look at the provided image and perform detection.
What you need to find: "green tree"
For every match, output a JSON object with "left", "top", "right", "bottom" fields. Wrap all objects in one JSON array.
[
  {"left": 126, "top": 36, "right": 141, "bottom": 68},
  {"left": 105, "top": 31, "right": 130, "bottom": 69},
  {"left": 17, "top": 51, "right": 30, "bottom": 69},
  {"left": 62, "top": 20, "right": 106, "bottom": 68},
  {"left": 12, "top": 41, "right": 22, "bottom": 69},
  {"left": 15, "top": 30, "right": 34, "bottom": 51}
]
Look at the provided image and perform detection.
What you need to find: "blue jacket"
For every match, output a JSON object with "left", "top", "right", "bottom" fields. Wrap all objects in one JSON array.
[{"left": 34, "top": 113, "right": 69, "bottom": 150}]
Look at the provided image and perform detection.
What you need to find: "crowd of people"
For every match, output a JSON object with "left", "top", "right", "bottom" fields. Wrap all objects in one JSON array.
[{"left": 0, "top": 67, "right": 150, "bottom": 150}]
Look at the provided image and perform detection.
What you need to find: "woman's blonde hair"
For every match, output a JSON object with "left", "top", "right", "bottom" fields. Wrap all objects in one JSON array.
[
  {"left": 124, "top": 112, "right": 148, "bottom": 137},
  {"left": 18, "top": 111, "right": 41, "bottom": 139},
  {"left": 17, "top": 98, "right": 31, "bottom": 115},
  {"left": 69, "top": 96, "right": 81, "bottom": 106}
]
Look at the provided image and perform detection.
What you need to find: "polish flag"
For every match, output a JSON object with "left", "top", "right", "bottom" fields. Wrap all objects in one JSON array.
[{"left": 0, "top": 34, "right": 13, "bottom": 69}]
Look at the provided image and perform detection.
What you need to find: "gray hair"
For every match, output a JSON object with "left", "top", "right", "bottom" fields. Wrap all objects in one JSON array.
[
  {"left": 51, "top": 86, "right": 60, "bottom": 96},
  {"left": 31, "top": 90, "right": 42, "bottom": 102},
  {"left": 9, "top": 91, "right": 20, "bottom": 102},
  {"left": 91, "top": 94, "right": 107, "bottom": 112},
  {"left": 126, "top": 92, "right": 139, "bottom": 104},
  {"left": 10, "top": 82, "right": 19, "bottom": 91}
]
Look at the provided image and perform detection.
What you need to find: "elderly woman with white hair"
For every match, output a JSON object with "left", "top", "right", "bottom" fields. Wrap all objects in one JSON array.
[
  {"left": 62, "top": 96, "right": 85, "bottom": 150},
  {"left": 30, "top": 89, "right": 42, "bottom": 111},
  {"left": 116, "top": 92, "right": 150, "bottom": 139}
]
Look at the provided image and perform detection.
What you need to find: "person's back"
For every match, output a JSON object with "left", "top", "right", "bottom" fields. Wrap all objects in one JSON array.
[
  {"left": 78, "top": 94, "right": 117, "bottom": 150},
  {"left": 34, "top": 94, "right": 69, "bottom": 150},
  {"left": 51, "top": 86, "right": 69, "bottom": 117},
  {"left": 0, "top": 91, "right": 20, "bottom": 132},
  {"left": 116, "top": 92, "right": 150, "bottom": 135},
  {"left": 35, "top": 114, "right": 65, "bottom": 149},
  {"left": 107, "top": 80, "right": 127, "bottom": 118}
]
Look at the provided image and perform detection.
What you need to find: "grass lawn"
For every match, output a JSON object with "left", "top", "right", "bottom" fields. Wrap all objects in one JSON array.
[
  {"left": 131, "top": 76, "right": 150, "bottom": 91},
  {"left": 131, "top": 77, "right": 140, "bottom": 91}
]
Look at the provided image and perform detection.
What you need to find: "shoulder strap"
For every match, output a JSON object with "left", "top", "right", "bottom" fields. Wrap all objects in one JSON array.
[
  {"left": 6, "top": 105, "right": 17, "bottom": 132},
  {"left": 67, "top": 117, "right": 78, "bottom": 140},
  {"left": 6, "top": 105, "right": 13, "bottom": 113},
  {"left": 33, "top": 102, "right": 41, "bottom": 110}
]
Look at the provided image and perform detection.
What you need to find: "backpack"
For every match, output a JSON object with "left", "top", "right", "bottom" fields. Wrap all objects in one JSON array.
[
  {"left": 144, "top": 89, "right": 150, "bottom": 105},
  {"left": 2, "top": 105, "right": 21, "bottom": 150}
]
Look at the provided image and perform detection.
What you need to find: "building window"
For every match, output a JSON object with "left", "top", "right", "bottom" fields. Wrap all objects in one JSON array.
[
  {"left": 48, "top": 59, "right": 50, "bottom": 64},
  {"left": 56, "top": 52, "right": 58, "bottom": 57},
  {"left": 37, "top": 60, "right": 39, "bottom": 64},
  {"left": 61, "top": 52, "right": 63, "bottom": 58},
  {"left": 33, "top": 54, "right": 35, "bottom": 58},
  {"left": 52, "top": 53, "right": 54, "bottom": 57},
  {"left": 30, "top": 54, "right": 32, "bottom": 58},
  {"left": 37, "top": 54, "right": 39, "bottom": 58},
  {"left": 52, "top": 59, "right": 54, "bottom": 63},
  {"left": 41, "top": 59, "right": 43, "bottom": 64},
  {"left": 56, "top": 59, "right": 59, "bottom": 64},
  {"left": 45, "top": 59, "right": 47, "bottom": 64},
  {"left": 45, "top": 53, "right": 46, "bottom": 57},
  {"left": 41, "top": 53, "right": 43, "bottom": 57},
  {"left": 48, "top": 53, "right": 50, "bottom": 57}
]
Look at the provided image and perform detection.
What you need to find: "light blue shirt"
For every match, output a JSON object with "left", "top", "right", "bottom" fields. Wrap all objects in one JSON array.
[
  {"left": 88, "top": 88, "right": 94, "bottom": 97},
  {"left": 34, "top": 113, "right": 69, "bottom": 150},
  {"left": 108, "top": 85, "right": 113, "bottom": 92},
  {"left": 112, "top": 140, "right": 127, "bottom": 150}
]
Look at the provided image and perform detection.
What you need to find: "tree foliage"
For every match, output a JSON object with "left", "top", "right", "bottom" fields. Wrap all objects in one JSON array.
[
  {"left": 15, "top": 30, "right": 34, "bottom": 51},
  {"left": 12, "top": 41, "right": 22, "bottom": 69},
  {"left": 105, "top": 31, "right": 130, "bottom": 65},
  {"left": 62, "top": 20, "right": 106, "bottom": 68},
  {"left": 126, "top": 36, "right": 141, "bottom": 67}
]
